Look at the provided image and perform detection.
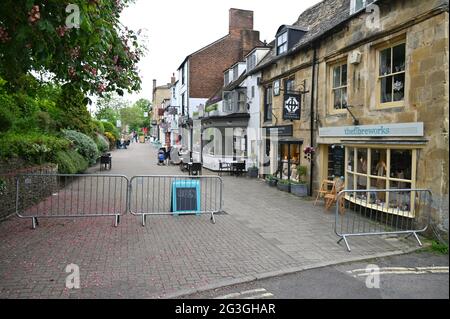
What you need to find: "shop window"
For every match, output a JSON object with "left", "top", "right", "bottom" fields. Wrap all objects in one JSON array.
[
  {"left": 378, "top": 42, "right": 406, "bottom": 106},
  {"left": 263, "top": 139, "right": 271, "bottom": 167},
  {"left": 279, "top": 143, "right": 301, "bottom": 180},
  {"left": 345, "top": 146, "right": 417, "bottom": 217},
  {"left": 391, "top": 149, "right": 412, "bottom": 180},
  {"left": 347, "top": 147, "right": 355, "bottom": 172},
  {"left": 331, "top": 63, "right": 348, "bottom": 111},
  {"left": 370, "top": 149, "right": 387, "bottom": 177}
]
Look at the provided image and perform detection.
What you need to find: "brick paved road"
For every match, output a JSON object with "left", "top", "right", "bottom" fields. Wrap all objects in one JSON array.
[{"left": 0, "top": 142, "right": 419, "bottom": 298}]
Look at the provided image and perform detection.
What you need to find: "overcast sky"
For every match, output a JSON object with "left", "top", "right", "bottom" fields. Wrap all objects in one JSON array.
[{"left": 119, "top": 0, "right": 322, "bottom": 104}]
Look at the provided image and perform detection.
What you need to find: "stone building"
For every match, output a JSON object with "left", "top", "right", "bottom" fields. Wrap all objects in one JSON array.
[
  {"left": 253, "top": 0, "right": 449, "bottom": 235},
  {"left": 151, "top": 79, "right": 171, "bottom": 142}
]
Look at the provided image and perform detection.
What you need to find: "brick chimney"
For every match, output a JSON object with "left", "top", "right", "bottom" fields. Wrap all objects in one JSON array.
[
  {"left": 229, "top": 8, "right": 254, "bottom": 36},
  {"left": 171, "top": 73, "right": 176, "bottom": 85}
]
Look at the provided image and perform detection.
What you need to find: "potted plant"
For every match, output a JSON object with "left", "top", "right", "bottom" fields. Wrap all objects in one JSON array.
[
  {"left": 247, "top": 153, "right": 259, "bottom": 178},
  {"left": 265, "top": 174, "right": 278, "bottom": 187},
  {"left": 290, "top": 165, "right": 308, "bottom": 197},
  {"left": 248, "top": 165, "right": 258, "bottom": 178},
  {"left": 277, "top": 179, "right": 291, "bottom": 192}
]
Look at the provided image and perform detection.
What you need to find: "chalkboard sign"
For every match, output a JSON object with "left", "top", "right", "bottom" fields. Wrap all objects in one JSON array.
[
  {"left": 332, "top": 146, "right": 345, "bottom": 177},
  {"left": 171, "top": 180, "right": 201, "bottom": 215}
]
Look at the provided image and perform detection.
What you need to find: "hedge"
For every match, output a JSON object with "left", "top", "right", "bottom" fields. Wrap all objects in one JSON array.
[
  {"left": 55, "top": 150, "right": 88, "bottom": 174},
  {"left": 95, "top": 133, "right": 110, "bottom": 153},
  {"left": 62, "top": 130, "right": 99, "bottom": 165},
  {"left": 102, "top": 121, "right": 120, "bottom": 139},
  {"left": 0, "top": 132, "right": 70, "bottom": 164}
]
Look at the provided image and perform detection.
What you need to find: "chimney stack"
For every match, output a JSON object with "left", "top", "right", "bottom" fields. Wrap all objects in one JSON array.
[
  {"left": 153, "top": 79, "right": 157, "bottom": 92},
  {"left": 171, "top": 73, "right": 176, "bottom": 85},
  {"left": 229, "top": 8, "right": 254, "bottom": 36}
]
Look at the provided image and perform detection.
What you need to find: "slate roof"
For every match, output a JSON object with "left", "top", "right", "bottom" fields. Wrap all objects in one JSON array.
[{"left": 250, "top": 0, "right": 352, "bottom": 73}]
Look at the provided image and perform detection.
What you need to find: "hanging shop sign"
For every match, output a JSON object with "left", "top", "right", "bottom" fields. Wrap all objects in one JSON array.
[
  {"left": 283, "top": 94, "right": 301, "bottom": 120},
  {"left": 319, "top": 123, "right": 424, "bottom": 138}
]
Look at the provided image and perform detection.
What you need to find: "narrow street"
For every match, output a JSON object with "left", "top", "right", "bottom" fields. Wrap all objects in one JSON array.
[
  {"left": 0, "top": 143, "right": 437, "bottom": 298},
  {"left": 182, "top": 252, "right": 449, "bottom": 299}
]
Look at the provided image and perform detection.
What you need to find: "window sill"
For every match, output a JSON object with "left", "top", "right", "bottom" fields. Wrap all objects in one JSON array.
[{"left": 376, "top": 102, "right": 405, "bottom": 111}]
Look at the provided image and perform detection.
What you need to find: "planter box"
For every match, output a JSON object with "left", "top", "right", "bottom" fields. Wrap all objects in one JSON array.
[
  {"left": 277, "top": 183, "right": 290, "bottom": 192},
  {"left": 265, "top": 179, "right": 278, "bottom": 187},
  {"left": 247, "top": 168, "right": 258, "bottom": 178},
  {"left": 291, "top": 183, "right": 308, "bottom": 197}
]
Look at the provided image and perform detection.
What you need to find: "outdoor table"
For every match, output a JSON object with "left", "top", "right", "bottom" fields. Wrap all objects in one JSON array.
[{"left": 187, "top": 162, "right": 202, "bottom": 176}]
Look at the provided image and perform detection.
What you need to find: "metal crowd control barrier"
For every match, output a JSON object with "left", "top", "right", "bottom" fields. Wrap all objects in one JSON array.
[
  {"left": 335, "top": 189, "right": 432, "bottom": 252},
  {"left": 129, "top": 175, "right": 223, "bottom": 226},
  {"left": 16, "top": 174, "right": 129, "bottom": 229}
]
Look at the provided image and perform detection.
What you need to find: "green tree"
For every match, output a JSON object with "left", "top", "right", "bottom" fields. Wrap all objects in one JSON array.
[
  {"left": 0, "top": 0, "right": 145, "bottom": 95},
  {"left": 134, "top": 98, "right": 151, "bottom": 130},
  {"left": 120, "top": 104, "right": 146, "bottom": 132},
  {"left": 95, "top": 93, "right": 128, "bottom": 125}
]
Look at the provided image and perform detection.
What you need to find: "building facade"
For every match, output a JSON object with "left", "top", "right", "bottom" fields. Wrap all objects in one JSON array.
[
  {"left": 255, "top": 0, "right": 449, "bottom": 234},
  {"left": 151, "top": 79, "right": 171, "bottom": 142},
  {"left": 175, "top": 8, "right": 264, "bottom": 161}
]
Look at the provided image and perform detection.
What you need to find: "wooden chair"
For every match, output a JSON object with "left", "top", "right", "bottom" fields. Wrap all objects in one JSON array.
[
  {"left": 314, "top": 180, "right": 336, "bottom": 206},
  {"left": 324, "top": 183, "right": 346, "bottom": 214}
]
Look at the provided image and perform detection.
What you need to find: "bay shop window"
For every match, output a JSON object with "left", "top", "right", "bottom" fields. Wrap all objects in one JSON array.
[{"left": 345, "top": 146, "right": 418, "bottom": 217}]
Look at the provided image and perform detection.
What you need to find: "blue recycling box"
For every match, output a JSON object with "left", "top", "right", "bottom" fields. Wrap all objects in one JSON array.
[{"left": 171, "top": 180, "right": 201, "bottom": 215}]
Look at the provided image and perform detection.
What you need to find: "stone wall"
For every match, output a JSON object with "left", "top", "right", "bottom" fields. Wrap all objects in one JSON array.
[{"left": 0, "top": 162, "right": 58, "bottom": 221}]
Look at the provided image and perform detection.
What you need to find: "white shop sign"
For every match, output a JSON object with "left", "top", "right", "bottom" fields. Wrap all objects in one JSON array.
[{"left": 319, "top": 123, "right": 424, "bottom": 137}]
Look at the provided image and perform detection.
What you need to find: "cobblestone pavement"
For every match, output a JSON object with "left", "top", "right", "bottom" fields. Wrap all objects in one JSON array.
[{"left": 0, "top": 143, "right": 419, "bottom": 298}]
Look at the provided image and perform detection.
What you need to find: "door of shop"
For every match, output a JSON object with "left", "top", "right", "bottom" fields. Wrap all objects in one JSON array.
[{"left": 278, "top": 139, "right": 303, "bottom": 182}]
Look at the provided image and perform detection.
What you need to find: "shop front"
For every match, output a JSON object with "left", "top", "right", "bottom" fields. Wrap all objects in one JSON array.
[
  {"left": 318, "top": 122, "right": 426, "bottom": 218},
  {"left": 263, "top": 125, "right": 303, "bottom": 180},
  {"left": 201, "top": 115, "right": 250, "bottom": 171}
]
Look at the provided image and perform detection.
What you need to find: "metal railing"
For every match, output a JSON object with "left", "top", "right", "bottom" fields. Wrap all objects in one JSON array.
[
  {"left": 16, "top": 174, "right": 130, "bottom": 229},
  {"left": 335, "top": 189, "right": 432, "bottom": 252},
  {"left": 129, "top": 175, "right": 223, "bottom": 226}
]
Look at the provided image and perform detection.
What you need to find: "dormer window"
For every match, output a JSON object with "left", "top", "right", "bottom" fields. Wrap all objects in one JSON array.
[
  {"left": 350, "top": 0, "right": 375, "bottom": 14},
  {"left": 233, "top": 65, "right": 239, "bottom": 81},
  {"left": 277, "top": 31, "right": 288, "bottom": 55},
  {"left": 247, "top": 53, "right": 256, "bottom": 72},
  {"left": 275, "top": 25, "right": 308, "bottom": 56}
]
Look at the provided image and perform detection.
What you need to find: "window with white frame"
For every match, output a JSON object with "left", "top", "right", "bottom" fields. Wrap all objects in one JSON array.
[
  {"left": 379, "top": 42, "right": 406, "bottom": 105},
  {"left": 247, "top": 53, "right": 256, "bottom": 71},
  {"left": 331, "top": 63, "right": 348, "bottom": 110},
  {"left": 277, "top": 31, "right": 288, "bottom": 55},
  {"left": 238, "top": 91, "right": 246, "bottom": 113},
  {"left": 223, "top": 92, "right": 232, "bottom": 112},
  {"left": 233, "top": 65, "right": 239, "bottom": 81},
  {"left": 224, "top": 72, "right": 230, "bottom": 86},
  {"left": 350, "top": 0, "right": 375, "bottom": 14}
]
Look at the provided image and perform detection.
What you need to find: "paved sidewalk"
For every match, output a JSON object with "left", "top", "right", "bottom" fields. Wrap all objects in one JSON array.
[{"left": 0, "top": 143, "right": 420, "bottom": 298}]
